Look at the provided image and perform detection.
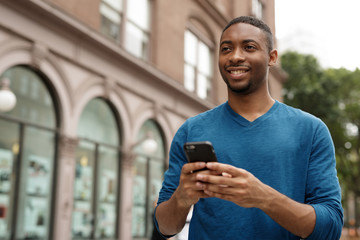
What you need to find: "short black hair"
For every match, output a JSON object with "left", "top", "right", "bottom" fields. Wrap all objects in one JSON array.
[{"left": 222, "top": 16, "right": 274, "bottom": 52}]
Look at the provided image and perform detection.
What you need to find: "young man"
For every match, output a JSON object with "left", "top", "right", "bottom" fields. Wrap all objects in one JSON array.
[{"left": 154, "top": 16, "right": 343, "bottom": 239}]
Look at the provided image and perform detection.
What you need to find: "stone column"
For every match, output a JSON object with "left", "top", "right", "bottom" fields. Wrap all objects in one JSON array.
[
  {"left": 53, "top": 135, "right": 78, "bottom": 240},
  {"left": 119, "top": 149, "right": 136, "bottom": 240}
]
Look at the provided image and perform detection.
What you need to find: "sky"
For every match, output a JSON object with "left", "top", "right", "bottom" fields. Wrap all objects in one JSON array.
[{"left": 275, "top": 0, "right": 360, "bottom": 71}]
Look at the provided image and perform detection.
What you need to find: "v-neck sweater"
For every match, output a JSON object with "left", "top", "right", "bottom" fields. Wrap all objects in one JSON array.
[{"left": 156, "top": 101, "right": 343, "bottom": 240}]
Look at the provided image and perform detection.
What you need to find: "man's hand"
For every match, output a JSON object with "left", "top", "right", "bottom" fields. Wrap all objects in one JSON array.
[
  {"left": 196, "top": 162, "right": 271, "bottom": 209},
  {"left": 197, "top": 162, "right": 316, "bottom": 238},
  {"left": 174, "top": 162, "right": 218, "bottom": 208},
  {"left": 156, "top": 161, "right": 220, "bottom": 235}
]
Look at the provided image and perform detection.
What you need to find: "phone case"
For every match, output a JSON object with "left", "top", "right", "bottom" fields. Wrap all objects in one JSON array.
[{"left": 183, "top": 141, "right": 218, "bottom": 163}]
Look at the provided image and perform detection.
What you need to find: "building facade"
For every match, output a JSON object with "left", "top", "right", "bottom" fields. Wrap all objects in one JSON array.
[{"left": 0, "top": 0, "right": 286, "bottom": 239}]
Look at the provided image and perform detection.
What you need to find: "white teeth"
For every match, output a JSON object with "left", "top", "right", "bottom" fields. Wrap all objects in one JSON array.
[{"left": 231, "top": 70, "right": 246, "bottom": 74}]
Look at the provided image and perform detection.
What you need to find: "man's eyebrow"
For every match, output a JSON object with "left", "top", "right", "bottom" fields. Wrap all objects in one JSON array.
[
  {"left": 220, "top": 39, "right": 259, "bottom": 46},
  {"left": 243, "top": 39, "right": 258, "bottom": 44},
  {"left": 220, "top": 40, "right": 232, "bottom": 46}
]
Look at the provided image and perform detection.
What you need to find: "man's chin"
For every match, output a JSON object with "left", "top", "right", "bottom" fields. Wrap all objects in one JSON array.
[{"left": 226, "top": 83, "right": 252, "bottom": 95}]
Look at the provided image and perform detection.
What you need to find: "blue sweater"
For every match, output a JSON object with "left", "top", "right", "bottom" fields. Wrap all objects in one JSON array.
[{"left": 156, "top": 101, "right": 343, "bottom": 239}]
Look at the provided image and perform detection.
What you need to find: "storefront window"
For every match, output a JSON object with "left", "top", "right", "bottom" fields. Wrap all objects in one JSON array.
[
  {"left": 17, "top": 127, "right": 55, "bottom": 239},
  {"left": 0, "top": 119, "right": 18, "bottom": 238},
  {"left": 0, "top": 65, "right": 57, "bottom": 239},
  {"left": 72, "top": 98, "right": 120, "bottom": 239},
  {"left": 132, "top": 120, "right": 165, "bottom": 239}
]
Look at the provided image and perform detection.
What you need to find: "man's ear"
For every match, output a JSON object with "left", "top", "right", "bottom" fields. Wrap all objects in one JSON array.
[{"left": 268, "top": 49, "right": 278, "bottom": 67}]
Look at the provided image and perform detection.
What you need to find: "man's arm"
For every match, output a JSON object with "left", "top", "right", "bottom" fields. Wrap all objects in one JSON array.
[
  {"left": 155, "top": 162, "right": 210, "bottom": 236},
  {"left": 257, "top": 183, "right": 316, "bottom": 238},
  {"left": 198, "top": 163, "right": 315, "bottom": 238}
]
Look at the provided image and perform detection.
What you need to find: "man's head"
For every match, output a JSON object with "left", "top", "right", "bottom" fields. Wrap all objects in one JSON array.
[
  {"left": 218, "top": 16, "right": 278, "bottom": 95},
  {"left": 222, "top": 16, "right": 274, "bottom": 53}
]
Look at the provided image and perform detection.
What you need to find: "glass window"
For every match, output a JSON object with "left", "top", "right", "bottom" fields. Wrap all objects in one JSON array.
[
  {"left": 132, "top": 120, "right": 165, "bottom": 238},
  {"left": 125, "top": 22, "right": 149, "bottom": 59},
  {"left": 17, "top": 127, "right": 55, "bottom": 239},
  {"left": 252, "top": 0, "right": 263, "bottom": 19},
  {"left": 95, "top": 146, "right": 118, "bottom": 238},
  {"left": 72, "top": 98, "right": 120, "bottom": 239},
  {"left": 103, "top": 0, "right": 122, "bottom": 11},
  {"left": 100, "top": 1, "right": 122, "bottom": 41},
  {"left": 184, "top": 30, "right": 213, "bottom": 99},
  {"left": 0, "top": 65, "right": 57, "bottom": 239},
  {"left": 0, "top": 119, "right": 19, "bottom": 239},
  {"left": 127, "top": 0, "right": 150, "bottom": 30},
  {"left": 72, "top": 141, "right": 95, "bottom": 238},
  {"left": 100, "top": 0, "right": 151, "bottom": 60},
  {"left": 1, "top": 66, "right": 56, "bottom": 129},
  {"left": 124, "top": 0, "right": 150, "bottom": 59},
  {"left": 77, "top": 99, "right": 118, "bottom": 146},
  {"left": 184, "top": 31, "right": 197, "bottom": 66}
]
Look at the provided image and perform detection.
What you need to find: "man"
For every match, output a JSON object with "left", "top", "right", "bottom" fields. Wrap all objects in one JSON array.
[{"left": 154, "top": 16, "right": 343, "bottom": 239}]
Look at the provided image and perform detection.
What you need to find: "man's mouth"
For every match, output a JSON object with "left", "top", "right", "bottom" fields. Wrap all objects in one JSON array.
[
  {"left": 226, "top": 65, "right": 251, "bottom": 75},
  {"left": 229, "top": 70, "right": 248, "bottom": 74}
]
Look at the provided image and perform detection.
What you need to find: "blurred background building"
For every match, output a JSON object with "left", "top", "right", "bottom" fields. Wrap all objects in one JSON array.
[{"left": 0, "top": 0, "right": 286, "bottom": 239}]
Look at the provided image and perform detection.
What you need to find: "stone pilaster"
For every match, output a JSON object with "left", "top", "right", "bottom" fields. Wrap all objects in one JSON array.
[{"left": 53, "top": 135, "right": 78, "bottom": 240}]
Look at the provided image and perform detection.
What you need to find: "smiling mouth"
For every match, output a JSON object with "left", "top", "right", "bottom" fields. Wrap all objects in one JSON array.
[{"left": 229, "top": 70, "right": 248, "bottom": 74}]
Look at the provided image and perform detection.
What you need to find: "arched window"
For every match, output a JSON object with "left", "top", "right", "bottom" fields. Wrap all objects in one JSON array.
[
  {"left": 72, "top": 98, "right": 121, "bottom": 239},
  {"left": 0, "top": 65, "right": 57, "bottom": 239},
  {"left": 131, "top": 120, "right": 165, "bottom": 239}
]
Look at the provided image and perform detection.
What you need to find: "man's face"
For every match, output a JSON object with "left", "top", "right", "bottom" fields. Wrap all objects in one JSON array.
[{"left": 219, "top": 23, "right": 275, "bottom": 95}]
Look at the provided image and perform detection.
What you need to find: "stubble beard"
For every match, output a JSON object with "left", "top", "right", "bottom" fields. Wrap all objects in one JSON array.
[{"left": 223, "top": 77, "right": 253, "bottom": 95}]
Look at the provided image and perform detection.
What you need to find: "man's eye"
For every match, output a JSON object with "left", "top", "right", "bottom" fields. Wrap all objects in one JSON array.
[
  {"left": 245, "top": 45, "right": 256, "bottom": 50},
  {"left": 221, "top": 47, "right": 231, "bottom": 52}
]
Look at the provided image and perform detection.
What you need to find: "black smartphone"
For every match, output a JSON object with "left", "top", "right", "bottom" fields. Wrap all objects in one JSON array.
[{"left": 183, "top": 141, "right": 218, "bottom": 163}]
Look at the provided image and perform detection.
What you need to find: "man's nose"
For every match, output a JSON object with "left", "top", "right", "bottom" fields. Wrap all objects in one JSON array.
[{"left": 230, "top": 48, "right": 245, "bottom": 63}]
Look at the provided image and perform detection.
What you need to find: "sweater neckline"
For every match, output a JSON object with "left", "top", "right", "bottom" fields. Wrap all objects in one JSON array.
[{"left": 224, "top": 101, "right": 279, "bottom": 127}]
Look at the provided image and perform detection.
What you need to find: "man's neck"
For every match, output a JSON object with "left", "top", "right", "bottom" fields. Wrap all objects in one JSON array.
[{"left": 227, "top": 90, "right": 275, "bottom": 122}]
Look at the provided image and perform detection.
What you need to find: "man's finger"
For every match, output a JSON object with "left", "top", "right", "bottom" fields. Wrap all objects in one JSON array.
[
  {"left": 182, "top": 162, "right": 206, "bottom": 174},
  {"left": 196, "top": 174, "right": 233, "bottom": 186},
  {"left": 205, "top": 162, "right": 246, "bottom": 177}
]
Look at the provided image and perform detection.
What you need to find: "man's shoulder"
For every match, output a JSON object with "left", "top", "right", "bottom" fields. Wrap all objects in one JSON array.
[
  {"left": 277, "top": 102, "right": 322, "bottom": 123},
  {"left": 187, "top": 102, "right": 227, "bottom": 123}
]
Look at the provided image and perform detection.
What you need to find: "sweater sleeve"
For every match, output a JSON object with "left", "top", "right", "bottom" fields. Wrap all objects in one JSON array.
[
  {"left": 157, "top": 123, "right": 188, "bottom": 205},
  {"left": 305, "top": 121, "right": 343, "bottom": 240},
  {"left": 154, "top": 122, "right": 189, "bottom": 237}
]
